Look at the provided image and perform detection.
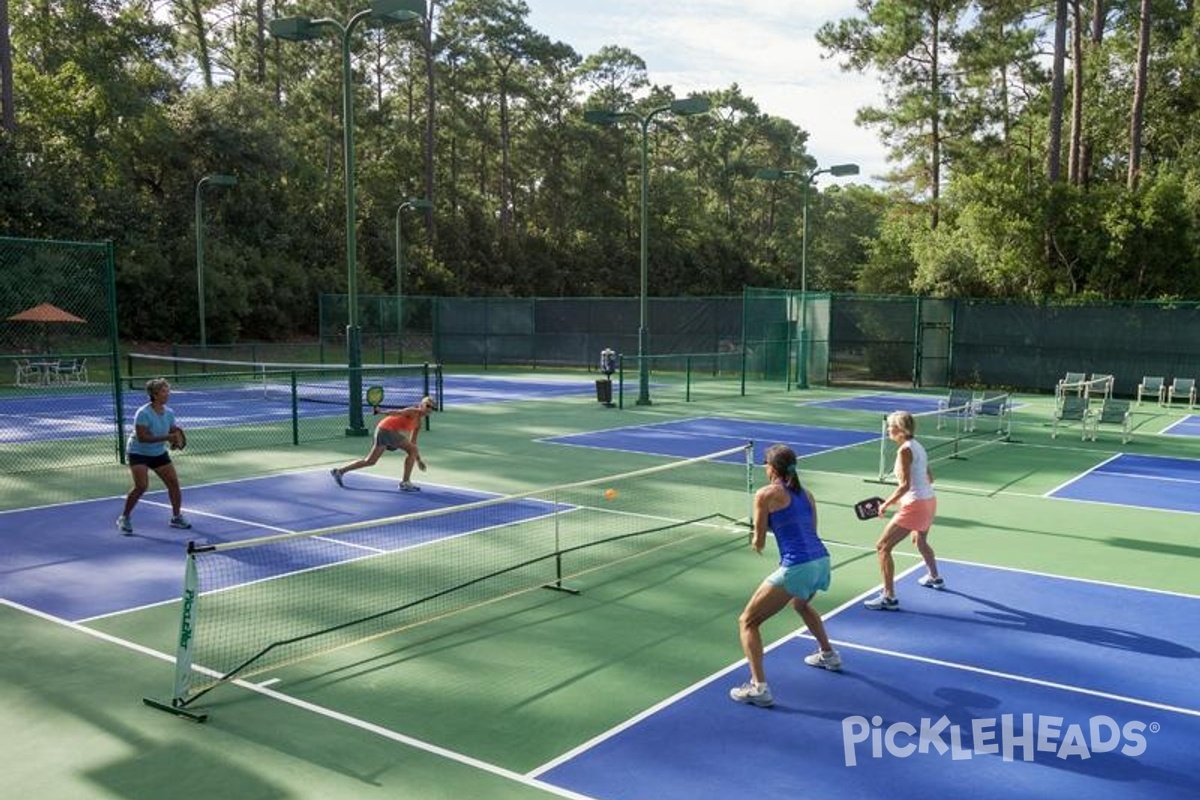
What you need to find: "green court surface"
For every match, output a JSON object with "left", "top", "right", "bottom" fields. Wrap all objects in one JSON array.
[{"left": 2, "top": 380, "right": 1197, "bottom": 799}]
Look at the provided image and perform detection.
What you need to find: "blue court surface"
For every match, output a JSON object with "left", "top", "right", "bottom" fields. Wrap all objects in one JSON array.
[
  {"left": 803, "top": 392, "right": 944, "bottom": 414},
  {"left": 1048, "top": 453, "right": 1200, "bottom": 514},
  {"left": 543, "top": 417, "right": 878, "bottom": 463},
  {"left": 0, "top": 374, "right": 592, "bottom": 445},
  {"left": 535, "top": 563, "right": 1199, "bottom": 800},
  {"left": 441, "top": 373, "right": 593, "bottom": 404},
  {"left": 0, "top": 470, "right": 531, "bottom": 621},
  {"left": 1161, "top": 415, "right": 1200, "bottom": 437}
]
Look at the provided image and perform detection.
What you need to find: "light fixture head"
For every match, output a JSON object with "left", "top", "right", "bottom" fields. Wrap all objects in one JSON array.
[
  {"left": 670, "top": 96, "right": 710, "bottom": 116},
  {"left": 268, "top": 16, "right": 322, "bottom": 41}
]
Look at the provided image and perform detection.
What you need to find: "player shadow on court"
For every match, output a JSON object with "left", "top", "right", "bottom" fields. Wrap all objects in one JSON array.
[
  {"left": 771, "top": 652, "right": 1005, "bottom": 724},
  {"left": 933, "top": 515, "right": 1200, "bottom": 560},
  {"left": 279, "top": 532, "right": 748, "bottom": 701},
  {"left": 932, "top": 589, "right": 1198, "bottom": 659}
]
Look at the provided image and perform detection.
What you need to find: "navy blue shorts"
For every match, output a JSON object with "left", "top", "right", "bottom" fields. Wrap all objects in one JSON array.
[{"left": 129, "top": 452, "right": 172, "bottom": 469}]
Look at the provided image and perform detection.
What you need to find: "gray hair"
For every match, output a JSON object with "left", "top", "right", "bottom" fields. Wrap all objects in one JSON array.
[{"left": 146, "top": 377, "right": 170, "bottom": 399}]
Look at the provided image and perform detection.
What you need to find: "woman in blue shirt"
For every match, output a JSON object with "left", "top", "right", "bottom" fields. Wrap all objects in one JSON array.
[
  {"left": 730, "top": 444, "right": 840, "bottom": 708},
  {"left": 117, "top": 378, "right": 190, "bottom": 534}
]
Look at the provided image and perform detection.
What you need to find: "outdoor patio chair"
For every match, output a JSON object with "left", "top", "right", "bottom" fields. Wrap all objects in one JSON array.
[
  {"left": 1167, "top": 377, "right": 1196, "bottom": 409},
  {"left": 1052, "top": 395, "right": 1090, "bottom": 439},
  {"left": 1087, "top": 398, "right": 1132, "bottom": 443},
  {"left": 1084, "top": 374, "right": 1114, "bottom": 401},
  {"left": 54, "top": 358, "right": 88, "bottom": 384},
  {"left": 1055, "top": 372, "right": 1087, "bottom": 399},
  {"left": 13, "top": 359, "right": 37, "bottom": 387},
  {"left": 1136, "top": 376, "right": 1165, "bottom": 406},
  {"left": 937, "top": 388, "right": 975, "bottom": 430}
]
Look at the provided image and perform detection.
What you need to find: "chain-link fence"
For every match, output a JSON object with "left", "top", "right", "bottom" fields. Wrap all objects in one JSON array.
[{"left": 0, "top": 237, "right": 121, "bottom": 472}]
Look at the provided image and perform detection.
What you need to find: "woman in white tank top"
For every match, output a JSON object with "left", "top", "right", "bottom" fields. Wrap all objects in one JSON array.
[{"left": 864, "top": 410, "right": 943, "bottom": 610}]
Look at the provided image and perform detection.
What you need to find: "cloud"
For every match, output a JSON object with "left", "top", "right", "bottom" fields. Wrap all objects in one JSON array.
[{"left": 526, "top": 0, "right": 889, "bottom": 180}]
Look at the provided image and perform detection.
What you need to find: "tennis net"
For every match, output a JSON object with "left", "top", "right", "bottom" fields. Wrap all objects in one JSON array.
[
  {"left": 146, "top": 443, "right": 753, "bottom": 719},
  {"left": 125, "top": 352, "right": 441, "bottom": 409},
  {"left": 876, "top": 393, "right": 1013, "bottom": 481}
]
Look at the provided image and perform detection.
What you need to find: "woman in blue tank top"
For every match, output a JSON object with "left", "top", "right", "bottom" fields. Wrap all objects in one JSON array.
[{"left": 730, "top": 444, "right": 841, "bottom": 709}]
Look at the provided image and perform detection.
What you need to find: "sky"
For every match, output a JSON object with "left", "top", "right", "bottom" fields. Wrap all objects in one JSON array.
[{"left": 523, "top": 0, "right": 887, "bottom": 184}]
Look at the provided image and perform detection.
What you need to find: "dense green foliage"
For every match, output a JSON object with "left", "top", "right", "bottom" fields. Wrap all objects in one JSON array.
[{"left": 1, "top": 0, "right": 1199, "bottom": 343}]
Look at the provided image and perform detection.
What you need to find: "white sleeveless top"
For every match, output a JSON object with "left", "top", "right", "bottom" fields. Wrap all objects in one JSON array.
[{"left": 897, "top": 439, "right": 935, "bottom": 500}]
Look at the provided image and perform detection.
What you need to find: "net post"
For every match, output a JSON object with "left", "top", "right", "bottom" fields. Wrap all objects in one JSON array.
[
  {"left": 617, "top": 356, "right": 625, "bottom": 409},
  {"left": 543, "top": 487, "right": 581, "bottom": 595},
  {"left": 951, "top": 402, "right": 963, "bottom": 459},
  {"left": 290, "top": 371, "right": 300, "bottom": 445},
  {"left": 144, "top": 545, "right": 208, "bottom": 722},
  {"left": 878, "top": 414, "right": 888, "bottom": 482},
  {"left": 744, "top": 440, "right": 754, "bottom": 526}
]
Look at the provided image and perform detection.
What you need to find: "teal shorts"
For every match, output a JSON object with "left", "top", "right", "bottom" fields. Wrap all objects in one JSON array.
[{"left": 766, "top": 556, "right": 831, "bottom": 599}]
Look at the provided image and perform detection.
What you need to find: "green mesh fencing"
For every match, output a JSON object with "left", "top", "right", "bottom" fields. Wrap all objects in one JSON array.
[
  {"left": 0, "top": 237, "right": 121, "bottom": 473},
  {"left": 320, "top": 294, "right": 745, "bottom": 370},
  {"left": 818, "top": 294, "right": 1200, "bottom": 395},
  {"left": 319, "top": 293, "right": 435, "bottom": 365},
  {"left": 742, "top": 287, "right": 832, "bottom": 388},
  {"left": 950, "top": 300, "right": 1200, "bottom": 395}
]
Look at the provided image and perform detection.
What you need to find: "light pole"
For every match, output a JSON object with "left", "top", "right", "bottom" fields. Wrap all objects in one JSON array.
[
  {"left": 195, "top": 173, "right": 237, "bottom": 352},
  {"left": 394, "top": 197, "right": 432, "bottom": 363},
  {"left": 269, "top": 0, "right": 426, "bottom": 435},
  {"left": 586, "top": 96, "right": 710, "bottom": 405},
  {"left": 755, "top": 162, "right": 859, "bottom": 388}
]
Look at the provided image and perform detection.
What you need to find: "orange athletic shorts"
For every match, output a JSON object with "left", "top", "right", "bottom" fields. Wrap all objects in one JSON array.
[{"left": 893, "top": 497, "right": 937, "bottom": 532}]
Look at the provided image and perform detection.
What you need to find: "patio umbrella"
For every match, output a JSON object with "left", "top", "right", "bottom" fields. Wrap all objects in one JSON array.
[
  {"left": 6, "top": 303, "right": 87, "bottom": 324},
  {"left": 6, "top": 303, "right": 88, "bottom": 352}
]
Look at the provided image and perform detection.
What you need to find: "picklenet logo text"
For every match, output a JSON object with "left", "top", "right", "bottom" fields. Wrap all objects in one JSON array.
[{"left": 842, "top": 714, "right": 1150, "bottom": 767}]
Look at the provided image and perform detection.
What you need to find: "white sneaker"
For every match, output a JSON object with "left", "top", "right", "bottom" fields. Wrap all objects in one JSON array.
[
  {"left": 169, "top": 514, "right": 192, "bottom": 530},
  {"left": 116, "top": 515, "right": 133, "bottom": 535},
  {"left": 864, "top": 594, "right": 900, "bottom": 611},
  {"left": 729, "top": 682, "right": 774, "bottom": 707},
  {"left": 398, "top": 481, "right": 421, "bottom": 492},
  {"left": 804, "top": 649, "right": 842, "bottom": 671},
  {"left": 918, "top": 574, "right": 945, "bottom": 589}
]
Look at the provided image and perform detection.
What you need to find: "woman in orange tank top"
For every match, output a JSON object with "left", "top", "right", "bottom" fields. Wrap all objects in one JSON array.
[{"left": 330, "top": 396, "right": 436, "bottom": 492}]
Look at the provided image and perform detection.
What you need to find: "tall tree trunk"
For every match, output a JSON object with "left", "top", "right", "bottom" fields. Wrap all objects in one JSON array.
[
  {"left": 1079, "top": 0, "right": 1106, "bottom": 185},
  {"left": 423, "top": 7, "right": 437, "bottom": 243},
  {"left": 1047, "top": 0, "right": 1068, "bottom": 183},
  {"left": 929, "top": 5, "right": 941, "bottom": 230},
  {"left": 185, "top": 0, "right": 214, "bottom": 89},
  {"left": 497, "top": 70, "right": 512, "bottom": 235},
  {"left": 254, "top": 0, "right": 266, "bottom": 85},
  {"left": 1068, "top": 0, "right": 1083, "bottom": 185},
  {"left": 1128, "top": 0, "right": 1151, "bottom": 190},
  {"left": 0, "top": 0, "right": 14, "bottom": 133}
]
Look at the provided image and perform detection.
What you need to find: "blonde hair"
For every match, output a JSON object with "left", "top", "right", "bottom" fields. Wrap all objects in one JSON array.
[
  {"left": 887, "top": 410, "right": 915, "bottom": 438},
  {"left": 421, "top": 396, "right": 436, "bottom": 411}
]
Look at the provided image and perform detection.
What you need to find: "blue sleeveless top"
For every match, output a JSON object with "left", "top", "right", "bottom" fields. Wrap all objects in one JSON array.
[{"left": 767, "top": 482, "right": 829, "bottom": 567}]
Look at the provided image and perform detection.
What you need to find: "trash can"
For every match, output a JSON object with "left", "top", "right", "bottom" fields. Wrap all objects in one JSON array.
[{"left": 595, "top": 378, "right": 613, "bottom": 406}]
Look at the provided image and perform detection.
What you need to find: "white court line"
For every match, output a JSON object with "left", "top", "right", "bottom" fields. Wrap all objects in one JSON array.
[
  {"left": 527, "top": 563, "right": 926, "bottom": 779},
  {"left": 936, "top": 556, "right": 1200, "bottom": 600},
  {"left": 2, "top": 598, "right": 601, "bottom": 800},
  {"left": 816, "top": 640, "right": 1199, "bottom": 718},
  {"left": 528, "top": 558, "right": 1200, "bottom": 778},
  {"left": 1043, "top": 451, "right": 1125, "bottom": 497}
]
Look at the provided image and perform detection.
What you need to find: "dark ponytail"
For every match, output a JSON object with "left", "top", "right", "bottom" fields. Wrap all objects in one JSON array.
[{"left": 764, "top": 443, "right": 801, "bottom": 491}]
